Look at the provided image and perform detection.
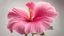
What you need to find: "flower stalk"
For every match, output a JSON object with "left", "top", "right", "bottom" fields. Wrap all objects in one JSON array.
[
  {"left": 32, "top": 33, "right": 35, "bottom": 36},
  {"left": 25, "top": 34, "right": 27, "bottom": 36},
  {"left": 40, "top": 33, "right": 45, "bottom": 36}
]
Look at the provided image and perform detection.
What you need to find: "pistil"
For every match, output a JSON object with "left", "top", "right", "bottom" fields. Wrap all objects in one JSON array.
[{"left": 29, "top": 8, "right": 33, "bottom": 21}]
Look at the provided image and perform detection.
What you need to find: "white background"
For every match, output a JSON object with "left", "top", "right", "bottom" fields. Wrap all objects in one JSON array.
[{"left": 0, "top": 0, "right": 64, "bottom": 36}]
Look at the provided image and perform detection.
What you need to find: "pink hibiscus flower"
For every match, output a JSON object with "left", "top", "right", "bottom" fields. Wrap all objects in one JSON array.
[{"left": 7, "top": 2, "right": 58, "bottom": 35}]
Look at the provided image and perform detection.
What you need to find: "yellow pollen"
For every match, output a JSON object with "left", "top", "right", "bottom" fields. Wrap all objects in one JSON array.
[{"left": 29, "top": 8, "right": 32, "bottom": 12}]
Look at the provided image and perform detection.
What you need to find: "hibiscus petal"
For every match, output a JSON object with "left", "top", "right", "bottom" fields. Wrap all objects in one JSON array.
[
  {"left": 33, "top": 2, "right": 58, "bottom": 20},
  {"left": 7, "top": 8, "right": 28, "bottom": 34},
  {"left": 8, "top": 8, "right": 28, "bottom": 19},
  {"left": 39, "top": 19, "right": 51, "bottom": 30},
  {"left": 33, "top": 2, "right": 58, "bottom": 31},
  {"left": 25, "top": 22, "right": 45, "bottom": 34},
  {"left": 25, "top": 23, "right": 31, "bottom": 34},
  {"left": 7, "top": 18, "right": 26, "bottom": 34},
  {"left": 7, "top": 18, "right": 18, "bottom": 33},
  {"left": 13, "top": 21, "right": 26, "bottom": 34},
  {"left": 7, "top": 23, "right": 14, "bottom": 33}
]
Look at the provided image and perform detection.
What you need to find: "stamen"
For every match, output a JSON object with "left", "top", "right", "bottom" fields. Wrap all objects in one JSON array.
[{"left": 29, "top": 8, "right": 32, "bottom": 21}]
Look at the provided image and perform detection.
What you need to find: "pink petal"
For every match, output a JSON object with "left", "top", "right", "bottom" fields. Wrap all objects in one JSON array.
[
  {"left": 13, "top": 21, "right": 26, "bottom": 34},
  {"left": 24, "top": 23, "right": 31, "bottom": 34},
  {"left": 7, "top": 22, "right": 14, "bottom": 33},
  {"left": 7, "top": 18, "right": 27, "bottom": 34},
  {"left": 33, "top": 2, "right": 58, "bottom": 23},
  {"left": 8, "top": 8, "right": 28, "bottom": 19},
  {"left": 7, "top": 8, "right": 29, "bottom": 34},
  {"left": 7, "top": 18, "right": 18, "bottom": 33},
  {"left": 39, "top": 19, "right": 51, "bottom": 30},
  {"left": 25, "top": 22, "right": 45, "bottom": 34},
  {"left": 31, "top": 2, "right": 59, "bottom": 31},
  {"left": 33, "top": 2, "right": 58, "bottom": 20}
]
